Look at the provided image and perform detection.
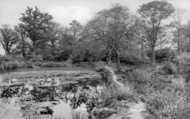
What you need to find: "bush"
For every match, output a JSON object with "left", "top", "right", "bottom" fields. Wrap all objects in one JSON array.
[
  {"left": 147, "top": 48, "right": 175, "bottom": 63},
  {"left": 176, "top": 107, "right": 190, "bottom": 119},
  {"left": 0, "top": 56, "right": 26, "bottom": 72},
  {"left": 29, "top": 55, "right": 43, "bottom": 62},
  {"left": 174, "top": 52, "right": 190, "bottom": 74},
  {"left": 160, "top": 62, "right": 177, "bottom": 75},
  {"left": 54, "top": 50, "right": 71, "bottom": 61},
  {"left": 0, "top": 60, "right": 21, "bottom": 72},
  {"left": 123, "top": 69, "right": 151, "bottom": 95},
  {"left": 146, "top": 91, "right": 187, "bottom": 119},
  {"left": 120, "top": 51, "right": 147, "bottom": 65},
  {"left": 71, "top": 40, "right": 107, "bottom": 63}
]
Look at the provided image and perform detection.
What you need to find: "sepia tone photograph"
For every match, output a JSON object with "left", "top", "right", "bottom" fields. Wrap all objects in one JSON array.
[{"left": 0, "top": 0, "right": 190, "bottom": 119}]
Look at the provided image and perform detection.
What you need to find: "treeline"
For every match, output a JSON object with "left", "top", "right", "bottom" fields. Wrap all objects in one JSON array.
[{"left": 1, "top": 0, "right": 190, "bottom": 69}]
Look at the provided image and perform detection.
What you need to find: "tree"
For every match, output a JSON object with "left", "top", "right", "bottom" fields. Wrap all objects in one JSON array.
[
  {"left": 69, "top": 20, "right": 83, "bottom": 41},
  {"left": 138, "top": 0, "right": 175, "bottom": 64},
  {"left": 68, "top": 20, "right": 83, "bottom": 61},
  {"left": 0, "top": 25, "right": 18, "bottom": 55},
  {"left": 19, "top": 6, "right": 53, "bottom": 55},
  {"left": 183, "top": 22, "right": 190, "bottom": 52},
  {"left": 14, "top": 25, "right": 31, "bottom": 58},
  {"left": 55, "top": 27, "right": 75, "bottom": 61},
  {"left": 84, "top": 4, "right": 135, "bottom": 69},
  {"left": 131, "top": 17, "right": 149, "bottom": 59},
  {"left": 171, "top": 9, "right": 186, "bottom": 55},
  {"left": 42, "top": 22, "right": 62, "bottom": 60}
]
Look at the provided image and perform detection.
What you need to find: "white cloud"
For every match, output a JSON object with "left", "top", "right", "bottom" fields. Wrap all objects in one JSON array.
[{"left": 48, "top": 6, "right": 94, "bottom": 26}]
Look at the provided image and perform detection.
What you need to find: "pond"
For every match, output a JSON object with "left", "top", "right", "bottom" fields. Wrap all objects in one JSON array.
[{"left": 0, "top": 68, "right": 147, "bottom": 119}]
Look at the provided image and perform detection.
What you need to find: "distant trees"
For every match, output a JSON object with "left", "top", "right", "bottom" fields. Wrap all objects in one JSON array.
[
  {"left": 0, "top": 25, "right": 18, "bottom": 55},
  {"left": 138, "top": 0, "right": 175, "bottom": 64},
  {"left": 0, "top": 1, "right": 185, "bottom": 65}
]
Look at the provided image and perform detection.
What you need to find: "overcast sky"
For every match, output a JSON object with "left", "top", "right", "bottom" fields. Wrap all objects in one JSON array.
[{"left": 0, "top": 0, "right": 190, "bottom": 27}]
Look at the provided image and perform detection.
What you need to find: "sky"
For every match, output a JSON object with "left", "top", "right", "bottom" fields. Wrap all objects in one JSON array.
[
  {"left": 0, "top": 0, "right": 190, "bottom": 54},
  {"left": 0, "top": 0, "right": 190, "bottom": 26}
]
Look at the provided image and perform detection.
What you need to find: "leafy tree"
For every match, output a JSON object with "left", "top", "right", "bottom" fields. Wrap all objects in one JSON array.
[
  {"left": 183, "top": 22, "right": 190, "bottom": 51},
  {"left": 138, "top": 0, "right": 175, "bottom": 64},
  {"left": 14, "top": 25, "right": 31, "bottom": 58},
  {"left": 171, "top": 9, "right": 186, "bottom": 55},
  {"left": 68, "top": 20, "right": 83, "bottom": 60},
  {"left": 56, "top": 27, "right": 75, "bottom": 61},
  {"left": 0, "top": 25, "right": 18, "bottom": 55},
  {"left": 42, "top": 22, "right": 62, "bottom": 60},
  {"left": 130, "top": 17, "right": 149, "bottom": 59},
  {"left": 83, "top": 4, "right": 135, "bottom": 69},
  {"left": 19, "top": 6, "right": 53, "bottom": 55},
  {"left": 69, "top": 20, "right": 83, "bottom": 41}
]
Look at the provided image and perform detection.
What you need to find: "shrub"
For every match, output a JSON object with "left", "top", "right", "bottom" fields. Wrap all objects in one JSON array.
[
  {"left": 120, "top": 51, "right": 147, "bottom": 65},
  {"left": 71, "top": 40, "right": 107, "bottom": 63},
  {"left": 146, "top": 91, "right": 187, "bottom": 119},
  {"left": 124, "top": 69, "right": 151, "bottom": 95},
  {"left": 0, "top": 56, "right": 26, "bottom": 72},
  {"left": 176, "top": 107, "right": 190, "bottom": 119},
  {"left": 175, "top": 52, "right": 190, "bottom": 73},
  {"left": 147, "top": 48, "right": 175, "bottom": 63},
  {"left": 31, "top": 55, "right": 43, "bottom": 62},
  {"left": 0, "top": 61, "right": 19, "bottom": 72},
  {"left": 54, "top": 50, "right": 71, "bottom": 61},
  {"left": 160, "top": 62, "right": 177, "bottom": 75}
]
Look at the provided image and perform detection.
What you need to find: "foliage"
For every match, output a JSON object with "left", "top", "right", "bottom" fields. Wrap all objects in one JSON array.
[
  {"left": 138, "top": 0, "right": 175, "bottom": 64},
  {"left": 147, "top": 48, "right": 175, "bottom": 63},
  {"left": 71, "top": 40, "right": 107, "bottom": 63},
  {"left": 19, "top": 6, "right": 53, "bottom": 55},
  {"left": 160, "top": 62, "right": 177, "bottom": 75},
  {"left": 0, "top": 56, "right": 25, "bottom": 72},
  {"left": 83, "top": 4, "right": 138, "bottom": 69},
  {"left": 176, "top": 107, "right": 190, "bottom": 119},
  {"left": 146, "top": 90, "right": 187, "bottom": 119},
  {"left": 175, "top": 52, "right": 190, "bottom": 73},
  {"left": 0, "top": 25, "right": 19, "bottom": 55},
  {"left": 120, "top": 50, "right": 147, "bottom": 65},
  {"left": 124, "top": 68, "right": 151, "bottom": 95}
]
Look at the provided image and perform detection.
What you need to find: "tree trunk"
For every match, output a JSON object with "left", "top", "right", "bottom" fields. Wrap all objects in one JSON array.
[
  {"left": 177, "top": 29, "right": 182, "bottom": 55},
  {"left": 141, "top": 38, "right": 145, "bottom": 59},
  {"left": 151, "top": 46, "right": 155, "bottom": 65},
  {"left": 5, "top": 47, "right": 10, "bottom": 56},
  {"left": 151, "top": 24, "right": 157, "bottom": 65},
  {"left": 107, "top": 49, "right": 112, "bottom": 64},
  {"left": 116, "top": 50, "right": 121, "bottom": 71},
  {"left": 151, "top": 34, "right": 156, "bottom": 65}
]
